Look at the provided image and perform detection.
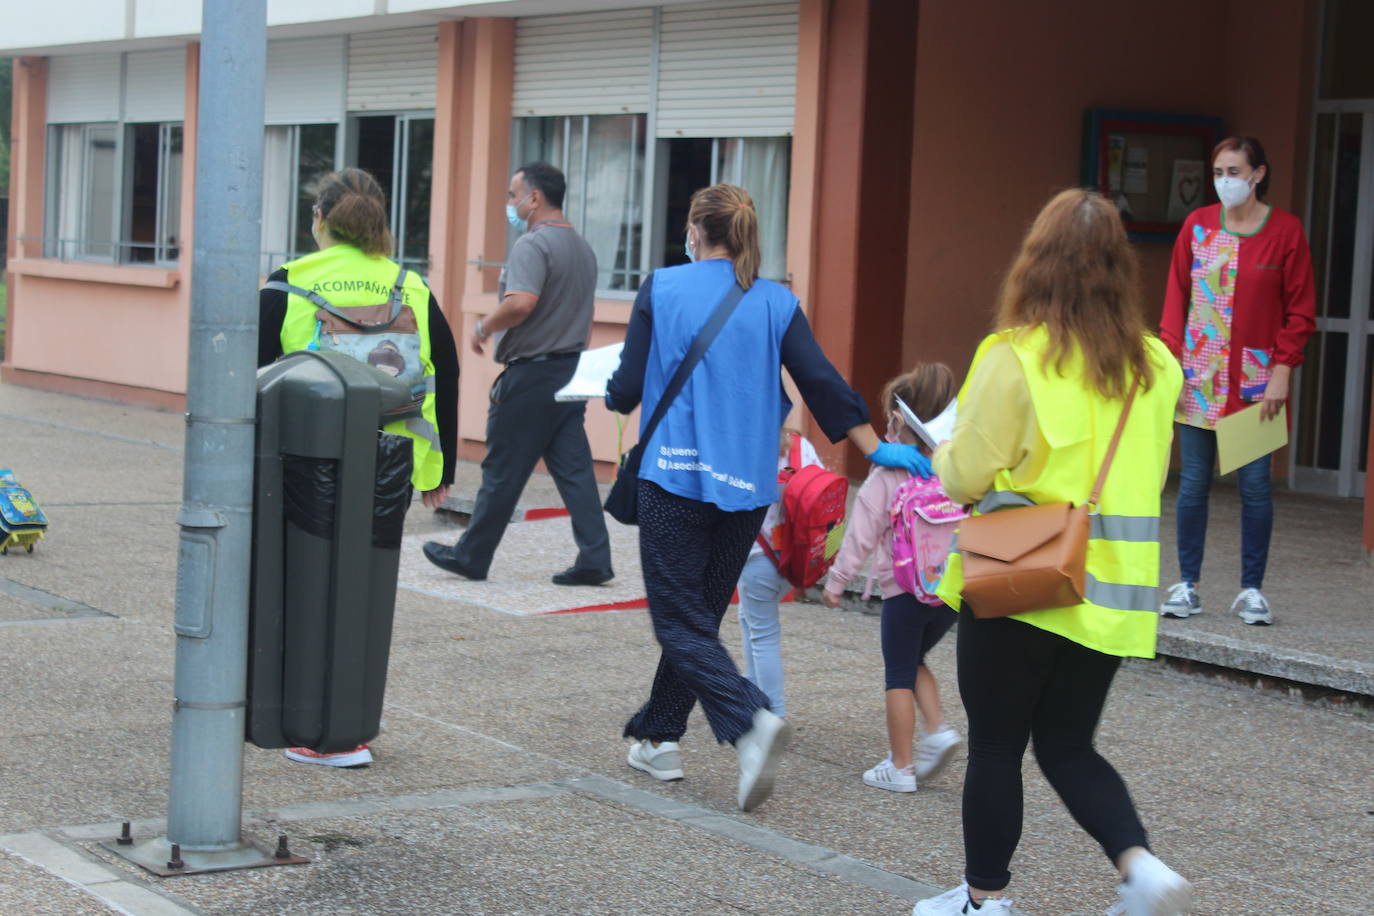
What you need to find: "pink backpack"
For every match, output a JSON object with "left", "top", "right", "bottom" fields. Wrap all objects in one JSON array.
[{"left": 889, "top": 474, "right": 967, "bottom": 605}]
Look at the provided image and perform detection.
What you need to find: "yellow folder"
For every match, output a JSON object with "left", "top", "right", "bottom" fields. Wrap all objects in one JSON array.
[{"left": 1214, "top": 403, "right": 1288, "bottom": 475}]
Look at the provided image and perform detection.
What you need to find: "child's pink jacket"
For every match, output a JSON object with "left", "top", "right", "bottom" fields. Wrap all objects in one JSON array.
[{"left": 823, "top": 465, "right": 909, "bottom": 601}]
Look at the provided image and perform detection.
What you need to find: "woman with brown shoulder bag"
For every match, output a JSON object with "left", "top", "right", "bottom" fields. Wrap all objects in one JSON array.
[{"left": 911, "top": 190, "right": 1190, "bottom": 916}]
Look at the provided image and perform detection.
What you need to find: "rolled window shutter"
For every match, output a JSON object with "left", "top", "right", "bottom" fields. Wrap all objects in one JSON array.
[
  {"left": 47, "top": 53, "right": 121, "bottom": 123},
  {"left": 513, "top": 10, "right": 653, "bottom": 117},
  {"left": 347, "top": 27, "right": 438, "bottom": 112},
  {"left": 656, "top": 1, "right": 798, "bottom": 138},
  {"left": 124, "top": 49, "right": 186, "bottom": 123},
  {"left": 265, "top": 37, "right": 345, "bottom": 125}
]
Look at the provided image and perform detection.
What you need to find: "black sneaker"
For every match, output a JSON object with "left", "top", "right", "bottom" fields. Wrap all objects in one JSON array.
[
  {"left": 551, "top": 566, "right": 614, "bottom": 586},
  {"left": 422, "top": 541, "right": 486, "bottom": 580}
]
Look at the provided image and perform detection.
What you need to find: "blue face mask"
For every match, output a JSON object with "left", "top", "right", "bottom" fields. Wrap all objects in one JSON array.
[
  {"left": 683, "top": 228, "right": 697, "bottom": 262},
  {"left": 506, "top": 193, "right": 532, "bottom": 231}
]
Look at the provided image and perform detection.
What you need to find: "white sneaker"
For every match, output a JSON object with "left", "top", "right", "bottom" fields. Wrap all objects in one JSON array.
[
  {"left": 862, "top": 754, "right": 917, "bottom": 792},
  {"left": 1112, "top": 850, "right": 1193, "bottom": 915},
  {"left": 913, "top": 883, "right": 1012, "bottom": 915},
  {"left": 735, "top": 708, "right": 792, "bottom": 812},
  {"left": 283, "top": 744, "right": 372, "bottom": 768},
  {"left": 627, "top": 739, "right": 684, "bottom": 781},
  {"left": 1232, "top": 587, "right": 1272, "bottom": 625},
  {"left": 915, "top": 726, "right": 962, "bottom": 781},
  {"left": 1159, "top": 582, "right": 1201, "bottom": 618}
]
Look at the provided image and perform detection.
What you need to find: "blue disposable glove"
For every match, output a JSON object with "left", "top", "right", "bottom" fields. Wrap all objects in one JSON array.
[{"left": 867, "top": 442, "right": 932, "bottom": 479}]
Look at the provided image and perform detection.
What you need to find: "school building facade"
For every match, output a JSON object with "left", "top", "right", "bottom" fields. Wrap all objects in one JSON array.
[{"left": 4, "top": 0, "right": 1373, "bottom": 552}]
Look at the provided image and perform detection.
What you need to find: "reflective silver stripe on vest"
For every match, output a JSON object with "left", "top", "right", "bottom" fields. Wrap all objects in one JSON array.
[
  {"left": 979, "top": 492, "right": 1158, "bottom": 543},
  {"left": 405, "top": 414, "right": 442, "bottom": 450},
  {"left": 1084, "top": 574, "right": 1157, "bottom": 612},
  {"left": 424, "top": 375, "right": 436, "bottom": 394},
  {"left": 975, "top": 490, "right": 1036, "bottom": 513},
  {"left": 1090, "top": 514, "right": 1159, "bottom": 542}
]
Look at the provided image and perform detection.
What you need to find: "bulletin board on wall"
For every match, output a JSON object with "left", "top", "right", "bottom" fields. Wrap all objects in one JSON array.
[{"left": 1081, "top": 109, "right": 1224, "bottom": 242}]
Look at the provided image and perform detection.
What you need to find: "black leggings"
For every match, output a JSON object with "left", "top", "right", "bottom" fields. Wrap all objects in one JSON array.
[{"left": 956, "top": 611, "right": 1148, "bottom": 891}]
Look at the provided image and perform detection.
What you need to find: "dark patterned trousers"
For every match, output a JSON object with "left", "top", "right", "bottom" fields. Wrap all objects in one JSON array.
[{"left": 623, "top": 480, "right": 772, "bottom": 745}]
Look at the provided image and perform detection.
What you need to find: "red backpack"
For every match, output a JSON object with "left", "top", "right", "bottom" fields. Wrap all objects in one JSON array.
[{"left": 756, "top": 434, "right": 849, "bottom": 589}]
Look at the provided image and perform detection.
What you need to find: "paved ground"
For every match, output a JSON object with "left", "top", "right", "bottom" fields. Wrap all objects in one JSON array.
[{"left": 1, "top": 382, "right": 1372, "bottom": 915}]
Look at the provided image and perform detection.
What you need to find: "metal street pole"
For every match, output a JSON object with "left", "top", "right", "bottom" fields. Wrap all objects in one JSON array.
[{"left": 164, "top": 0, "right": 265, "bottom": 861}]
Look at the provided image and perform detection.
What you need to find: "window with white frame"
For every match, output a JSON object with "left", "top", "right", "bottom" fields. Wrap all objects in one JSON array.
[
  {"left": 44, "top": 121, "right": 182, "bottom": 264},
  {"left": 261, "top": 123, "right": 340, "bottom": 274},
  {"left": 511, "top": 1, "right": 798, "bottom": 293},
  {"left": 44, "top": 50, "right": 186, "bottom": 265},
  {"left": 512, "top": 114, "right": 647, "bottom": 291}
]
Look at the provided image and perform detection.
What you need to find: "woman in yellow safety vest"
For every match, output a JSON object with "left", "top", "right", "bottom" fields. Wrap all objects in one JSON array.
[
  {"left": 257, "top": 167, "right": 459, "bottom": 769},
  {"left": 258, "top": 168, "right": 458, "bottom": 503},
  {"left": 913, "top": 190, "right": 1192, "bottom": 916}
]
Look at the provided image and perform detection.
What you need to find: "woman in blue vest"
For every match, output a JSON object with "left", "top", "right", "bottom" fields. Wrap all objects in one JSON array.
[
  {"left": 258, "top": 167, "right": 459, "bottom": 768},
  {"left": 605, "top": 183, "right": 929, "bottom": 812}
]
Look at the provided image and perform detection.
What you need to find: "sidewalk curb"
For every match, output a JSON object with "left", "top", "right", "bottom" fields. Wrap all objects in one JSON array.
[{"left": 1156, "top": 627, "right": 1374, "bottom": 697}]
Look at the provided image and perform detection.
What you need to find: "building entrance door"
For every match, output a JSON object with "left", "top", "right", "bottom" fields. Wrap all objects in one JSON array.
[{"left": 1293, "top": 105, "right": 1374, "bottom": 498}]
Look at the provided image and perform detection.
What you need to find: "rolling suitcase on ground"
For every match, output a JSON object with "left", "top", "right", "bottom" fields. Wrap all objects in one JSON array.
[{"left": 0, "top": 469, "right": 48, "bottom": 555}]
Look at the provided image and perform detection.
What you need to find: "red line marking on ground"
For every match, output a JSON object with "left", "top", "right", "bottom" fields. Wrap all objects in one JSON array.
[
  {"left": 536, "top": 589, "right": 798, "bottom": 616},
  {"left": 521, "top": 507, "right": 571, "bottom": 521},
  {"left": 537, "top": 597, "right": 650, "bottom": 615}
]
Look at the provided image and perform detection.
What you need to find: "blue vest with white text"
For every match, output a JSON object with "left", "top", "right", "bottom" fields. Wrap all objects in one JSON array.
[{"left": 636, "top": 259, "right": 799, "bottom": 512}]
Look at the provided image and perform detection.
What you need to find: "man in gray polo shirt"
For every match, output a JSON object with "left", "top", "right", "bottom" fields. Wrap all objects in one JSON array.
[{"left": 423, "top": 161, "right": 613, "bottom": 585}]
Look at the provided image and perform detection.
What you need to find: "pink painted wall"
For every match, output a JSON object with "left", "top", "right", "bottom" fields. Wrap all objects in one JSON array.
[
  {"left": 902, "top": 0, "right": 1319, "bottom": 380},
  {"left": 5, "top": 44, "right": 200, "bottom": 398}
]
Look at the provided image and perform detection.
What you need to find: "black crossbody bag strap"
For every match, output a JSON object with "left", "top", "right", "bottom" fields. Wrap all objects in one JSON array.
[{"left": 636, "top": 280, "right": 746, "bottom": 450}]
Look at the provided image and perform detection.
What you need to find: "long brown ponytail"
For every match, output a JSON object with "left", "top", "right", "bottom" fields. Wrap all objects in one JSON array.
[{"left": 687, "top": 183, "right": 761, "bottom": 290}]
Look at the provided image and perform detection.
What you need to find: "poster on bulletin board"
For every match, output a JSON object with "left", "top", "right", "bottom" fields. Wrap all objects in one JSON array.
[
  {"left": 1081, "top": 109, "right": 1223, "bottom": 241},
  {"left": 1168, "top": 160, "right": 1207, "bottom": 222}
]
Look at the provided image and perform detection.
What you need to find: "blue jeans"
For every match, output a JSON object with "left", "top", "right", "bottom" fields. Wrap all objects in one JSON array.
[
  {"left": 737, "top": 552, "right": 790, "bottom": 718},
  {"left": 1175, "top": 423, "right": 1273, "bottom": 590}
]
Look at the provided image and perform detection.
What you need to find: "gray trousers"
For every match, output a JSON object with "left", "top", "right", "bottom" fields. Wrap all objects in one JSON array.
[{"left": 452, "top": 357, "right": 611, "bottom": 578}]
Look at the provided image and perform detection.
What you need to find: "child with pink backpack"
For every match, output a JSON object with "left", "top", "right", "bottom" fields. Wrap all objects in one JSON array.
[{"left": 821, "top": 364, "right": 963, "bottom": 793}]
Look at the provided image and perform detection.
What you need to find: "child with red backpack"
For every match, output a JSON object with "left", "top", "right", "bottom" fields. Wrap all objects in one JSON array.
[
  {"left": 821, "top": 364, "right": 962, "bottom": 793},
  {"left": 736, "top": 428, "right": 826, "bottom": 719}
]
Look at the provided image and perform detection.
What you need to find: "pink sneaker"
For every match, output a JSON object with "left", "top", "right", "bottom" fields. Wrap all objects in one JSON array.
[{"left": 283, "top": 744, "right": 373, "bottom": 768}]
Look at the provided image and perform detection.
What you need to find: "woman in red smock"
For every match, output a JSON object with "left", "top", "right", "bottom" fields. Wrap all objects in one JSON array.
[{"left": 1158, "top": 136, "right": 1316, "bottom": 626}]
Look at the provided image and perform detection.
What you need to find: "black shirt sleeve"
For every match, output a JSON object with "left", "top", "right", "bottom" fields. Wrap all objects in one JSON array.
[
  {"left": 257, "top": 268, "right": 289, "bottom": 368},
  {"left": 605, "top": 273, "right": 654, "bottom": 414},
  {"left": 427, "top": 295, "right": 460, "bottom": 487},
  {"left": 780, "top": 308, "right": 870, "bottom": 443}
]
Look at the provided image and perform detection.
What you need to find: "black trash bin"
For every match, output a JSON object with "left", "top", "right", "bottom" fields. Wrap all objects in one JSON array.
[{"left": 247, "top": 351, "right": 414, "bottom": 752}]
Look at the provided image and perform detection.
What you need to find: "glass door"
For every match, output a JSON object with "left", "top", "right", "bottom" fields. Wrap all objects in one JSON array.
[
  {"left": 348, "top": 112, "right": 435, "bottom": 277},
  {"left": 1294, "top": 104, "right": 1374, "bottom": 497}
]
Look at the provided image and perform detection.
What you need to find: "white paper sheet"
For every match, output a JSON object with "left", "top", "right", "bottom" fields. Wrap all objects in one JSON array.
[
  {"left": 554, "top": 342, "right": 624, "bottom": 402},
  {"left": 895, "top": 397, "right": 957, "bottom": 450}
]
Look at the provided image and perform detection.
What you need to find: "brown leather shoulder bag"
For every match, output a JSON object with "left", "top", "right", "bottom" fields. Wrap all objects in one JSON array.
[{"left": 957, "top": 382, "right": 1138, "bottom": 619}]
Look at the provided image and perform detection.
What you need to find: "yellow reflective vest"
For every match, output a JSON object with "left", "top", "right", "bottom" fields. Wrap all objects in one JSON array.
[
  {"left": 278, "top": 245, "right": 444, "bottom": 491},
  {"left": 936, "top": 326, "right": 1183, "bottom": 658}
]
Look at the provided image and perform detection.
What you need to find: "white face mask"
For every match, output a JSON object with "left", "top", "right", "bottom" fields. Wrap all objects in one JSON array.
[{"left": 1214, "top": 174, "right": 1255, "bottom": 209}]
